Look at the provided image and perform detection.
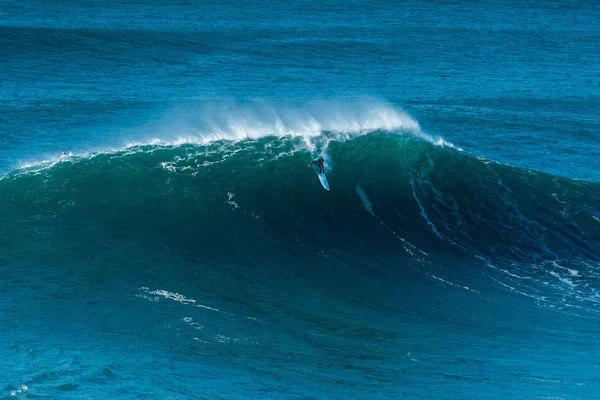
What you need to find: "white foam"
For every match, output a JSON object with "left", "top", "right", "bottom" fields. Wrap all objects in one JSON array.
[
  {"left": 149, "top": 289, "right": 196, "bottom": 305},
  {"left": 4, "top": 99, "right": 455, "bottom": 179},
  {"left": 122, "top": 99, "right": 451, "bottom": 149},
  {"left": 160, "top": 161, "right": 177, "bottom": 172},
  {"left": 182, "top": 317, "right": 204, "bottom": 330},
  {"left": 227, "top": 192, "right": 240, "bottom": 209},
  {"left": 138, "top": 287, "right": 220, "bottom": 311},
  {"left": 475, "top": 256, "right": 600, "bottom": 315},
  {"left": 428, "top": 273, "right": 479, "bottom": 293},
  {"left": 484, "top": 261, "right": 533, "bottom": 280},
  {"left": 10, "top": 385, "right": 28, "bottom": 397},
  {"left": 549, "top": 271, "right": 576, "bottom": 288},
  {"left": 549, "top": 261, "right": 580, "bottom": 277}
]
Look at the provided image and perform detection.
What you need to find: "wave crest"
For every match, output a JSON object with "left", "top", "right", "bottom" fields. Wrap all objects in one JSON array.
[{"left": 129, "top": 98, "right": 445, "bottom": 146}]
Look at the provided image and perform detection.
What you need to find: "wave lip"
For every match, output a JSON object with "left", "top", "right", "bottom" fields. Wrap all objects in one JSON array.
[{"left": 6, "top": 99, "right": 453, "bottom": 177}]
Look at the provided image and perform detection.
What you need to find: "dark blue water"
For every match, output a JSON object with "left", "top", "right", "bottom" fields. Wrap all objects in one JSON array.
[{"left": 2, "top": 1, "right": 600, "bottom": 399}]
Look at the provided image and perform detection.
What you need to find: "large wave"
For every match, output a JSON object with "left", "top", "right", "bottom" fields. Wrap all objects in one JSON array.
[{"left": 2, "top": 104, "right": 600, "bottom": 315}]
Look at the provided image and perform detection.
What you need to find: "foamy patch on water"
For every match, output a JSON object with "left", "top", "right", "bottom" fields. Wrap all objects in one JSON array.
[
  {"left": 428, "top": 273, "right": 479, "bottom": 293},
  {"left": 549, "top": 261, "right": 580, "bottom": 277},
  {"left": 138, "top": 287, "right": 220, "bottom": 311},
  {"left": 214, "top": 334, "right": 242, "bottom": 344},
  {"left": 485, "top": 272, "right": 549, "bottom": 304},
  {"left": 476, "top": 257, "right": 600, "bottom": 315},
  {"left": 549, "top": 271, "right": 576, "bottom": 288},
  {"left": 150, "top": 289, "right": 196, "bottom": 304},
  {"left": 160, "top": 161, "right": 177, "bottom": 172},
  {"left": 10, "top": 385, "right": 28, "bottom": 397},
  {"left": 227, "top": 192, "right": 240, "bottom": 209},
  {"left": 135, "top": 294, "right": 159, "bottom": 303},
  {"left": 182, "top": 317, "right": 204, "bottom": 330},
  {"left": 483, "top": 261, "right": 533, "bottom": 280}
]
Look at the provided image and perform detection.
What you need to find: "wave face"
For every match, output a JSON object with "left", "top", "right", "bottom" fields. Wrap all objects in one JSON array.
[
  {"left": 3, "top": 118, "right": 600, "bottom": 399},
  {"left": 3, "top": 128, "right": 599, "bottom": 314}
]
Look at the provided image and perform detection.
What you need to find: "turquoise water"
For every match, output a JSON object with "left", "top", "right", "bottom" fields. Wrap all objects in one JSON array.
[{"left": 2, "top": 1, "right": 600, "bottom": 399}]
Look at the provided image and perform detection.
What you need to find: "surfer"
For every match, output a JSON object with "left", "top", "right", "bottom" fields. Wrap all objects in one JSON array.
[{"left": 308, "top": 156, "right": 325, "bottom": 173}]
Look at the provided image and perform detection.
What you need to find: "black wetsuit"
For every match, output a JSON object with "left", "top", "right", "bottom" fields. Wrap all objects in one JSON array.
[{"left": 309, "top": 156, "right": 325, "bottom": 173}]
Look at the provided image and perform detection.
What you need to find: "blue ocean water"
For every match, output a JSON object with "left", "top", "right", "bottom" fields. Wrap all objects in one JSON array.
[{"left": 2, "top": 0, "right": 600, "bottom": 398}]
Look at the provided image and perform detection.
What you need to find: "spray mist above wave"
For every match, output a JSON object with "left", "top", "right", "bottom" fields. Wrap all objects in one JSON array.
[
  {"left": 10, "top": 99, "right": 451, "bottom": 177},
  {"left": 131, "top": 98, "right": 453, "bottom": 148}
]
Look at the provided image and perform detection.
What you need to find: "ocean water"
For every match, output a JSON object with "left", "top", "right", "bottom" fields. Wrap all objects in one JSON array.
[{"left": 2, "top": 0, "right": 600, "bottom": 399}]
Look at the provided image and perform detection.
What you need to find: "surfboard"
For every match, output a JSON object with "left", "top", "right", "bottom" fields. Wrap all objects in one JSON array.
[{"left": 317, "top": 172, "right": 330, "bottom": 191}]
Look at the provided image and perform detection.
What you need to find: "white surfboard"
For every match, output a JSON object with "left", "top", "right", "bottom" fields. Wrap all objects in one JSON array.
[{"left": 317, "top": 172, "right": 330, "bottom": 191}]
